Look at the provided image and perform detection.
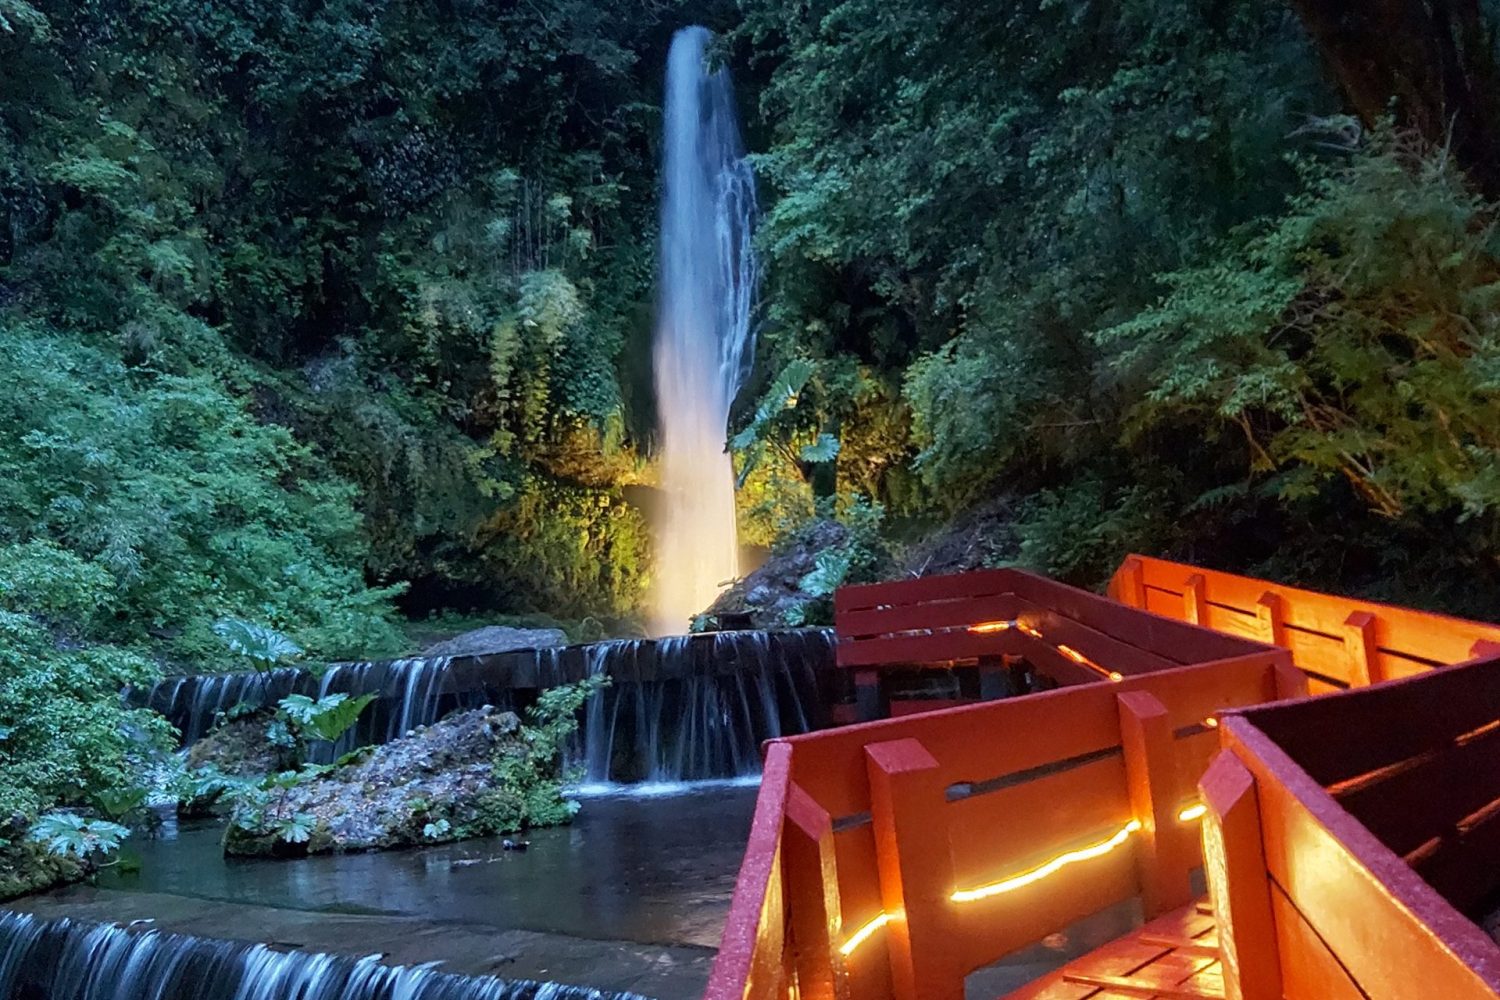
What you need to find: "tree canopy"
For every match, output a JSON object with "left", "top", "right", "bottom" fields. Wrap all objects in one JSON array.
[{"left": 4, "top": 0, "right": 1500, "bottom": 831}]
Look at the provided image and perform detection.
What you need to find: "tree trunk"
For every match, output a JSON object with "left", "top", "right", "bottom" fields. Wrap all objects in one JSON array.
[{"left": 1291, "top": 0, "right": 1500, "bottom": 197}]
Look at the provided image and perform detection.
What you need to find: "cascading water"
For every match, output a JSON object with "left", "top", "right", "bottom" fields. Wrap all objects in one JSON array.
[
  {"left": 139, "top": 631, "right": 835, "bottom": 782},
  {"left": 649, "top": 26, "right": 758, "bottom": 636},
  {"left": 0, "top": 912, "right": 642, "bottom": 1000}
]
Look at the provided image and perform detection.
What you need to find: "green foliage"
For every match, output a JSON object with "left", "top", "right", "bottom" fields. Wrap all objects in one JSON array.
[
  {"left": 769, "top": 495, "right": 895, "bottom": 626},
  {"left": 214, "top": 620, "right": 304, "bottom": 673},
  {"left": 1098, "top": 131, "right": 1500, "bottom": 538},
  {"left": 90, "top": 786, "right": 149, "bottom": 825},
  {"left": 0, "top": 323, "right": 405, "bottom": 662},
  {"left": 1010, "top": 479, "right": 1175, "bottom": 584},
  {"left": 278, "top": 693, "right": 377, "bottom": 745},
  {"left": 488, "top": 675, "right": 608, "bottom": 830},
  {"left": 28, "top": 813, "right": 130, "bottom": 860},
  {"left": 0, "top": 588, "right": 171, "bottom": 820},
  {"left": 273, "top": 813, "right": 316, "bottom": 845}
]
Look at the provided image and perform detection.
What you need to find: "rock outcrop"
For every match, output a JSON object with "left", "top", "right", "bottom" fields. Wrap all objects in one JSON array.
[
  {"left": 186, "top": 709, "right": 293, "bottom": 778},
  {"left": 224, "top": 707, "right": 561, "bottom": 856},
  {"left": 704, "top": 520, "right": 851, "bottom": 629},
  {"left": 0, "top": 817, "right": 87, "bottom": 902},
  {"left": 420, "top": 626, "right": 568, "bottom": 658}
]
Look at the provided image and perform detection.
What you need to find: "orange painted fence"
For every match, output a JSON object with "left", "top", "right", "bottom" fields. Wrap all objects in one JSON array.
[
  {"left": 1204, "top": 651, "right": 1500, "bottom": 999},
  {"left": 708, "top": 558, "right": 1500, "bottom": 1000},
  {"left": 1110, "top": 554, "right": 1500, "bottom": 691},
  {"left": 707, "top": 570, "right": 1295, "bottom": 1000},
  {"left": 834, "top": 568, "right": 1288, "bottom": 718}
]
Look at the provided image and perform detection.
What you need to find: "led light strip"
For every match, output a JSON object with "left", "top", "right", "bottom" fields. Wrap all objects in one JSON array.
[
  {"left": 965, "top": 620, "right": 1123, "bottom": 681},
  {"left": 950, "top": 820, "right": 1142, "bottom": 903},
  {"left": 838, "top": 912, "right": 892, "bottom": 956}
]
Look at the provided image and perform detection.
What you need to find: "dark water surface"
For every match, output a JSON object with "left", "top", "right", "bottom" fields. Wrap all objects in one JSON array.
[
  {"left": 12, "top": 784, "right": 758, "bottom": 999},
  {"left": 105, "top": 784, "right": 757, "bottom": 950}
]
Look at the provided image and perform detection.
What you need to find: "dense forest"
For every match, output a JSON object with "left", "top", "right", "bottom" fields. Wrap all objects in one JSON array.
[{"left": 3, "top": 0, "right": 1500, "bottom": 866}]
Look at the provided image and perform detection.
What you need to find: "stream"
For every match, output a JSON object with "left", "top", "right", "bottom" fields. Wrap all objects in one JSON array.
[{"left": 7, "top": 784, "right": 757, "bottom": 999}]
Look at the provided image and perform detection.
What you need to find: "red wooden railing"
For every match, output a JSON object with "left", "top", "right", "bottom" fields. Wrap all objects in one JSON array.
[
  {"left": 834, "top": 567, "right": 1291, "bottom": 718},
  {"left": 1205, "top": 652, "right": 1500, "bottom": 999},
  {"left": 707, "top": 568, "right": 1293, "bottom": 1000},
  {"left": 1110, "top": 554, "right": 1500, "bottom": 691},
  {"left": 708, "top": 558, "right": 1500, "bottom": 1000}
]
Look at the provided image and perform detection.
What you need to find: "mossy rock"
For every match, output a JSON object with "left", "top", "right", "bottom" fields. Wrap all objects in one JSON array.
[{"left": 0, "top": 834, "right": 89, "bottom": 902}]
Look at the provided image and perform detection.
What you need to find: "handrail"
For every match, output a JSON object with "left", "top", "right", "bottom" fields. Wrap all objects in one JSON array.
[{"left": 705, "top": 741, "right": 794, "bottom": 1000}]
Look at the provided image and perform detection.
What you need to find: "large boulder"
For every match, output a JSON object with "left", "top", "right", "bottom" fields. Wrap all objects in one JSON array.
[
  {"left": 223, "top": 707, "right": 552, "bottom": 856},
  {"left": 420, "top": 626, "right": 568, "bottom": 658}
]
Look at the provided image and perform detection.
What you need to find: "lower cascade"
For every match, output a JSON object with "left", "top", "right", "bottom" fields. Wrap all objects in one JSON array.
[
  {"left": 0, "top": 912, "right": 643, "bottom": 1000},
  {"left": 140, "top": 629, "right": 836, "bottom": 783}
]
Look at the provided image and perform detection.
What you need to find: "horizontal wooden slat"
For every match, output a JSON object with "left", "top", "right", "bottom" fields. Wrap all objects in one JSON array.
[
  {"left": 955, "top": 843, "right": 1143, "bottom": 976},
  {"left": 835, "top": 626, "right": 1014, "bottom": 668},
  {"left": 833, "top": 568, "right": 1019, "bottom": 614},
  {"left": 1233, "top": 652, "right": 1500, "bottom": 785},
  {"left": 1015, "top": 570, "right": 1266, "bottom": 662},
  {"left": 1015, "top": 599, "right": 1180, "bottom": 676},
  {"left": 1223, "top": 719, "right": 1500, "bottom": 998},
  {"left": 1267, "top": 883, "right": 1364, "bottom": 1000},
  {"left": 1129, "top": 554, "right": 1500, "bottom": 668},
  {"left": 1009, "top": 632, "right": 1111, "bottom": 687},
  {"left": 837, "top": 592, "right": 1022, "bottom": 639},
  {"left": 1335, "top": 720, "right": 1500, "bottom": 859},
  {"left": 791, "top": 653, "right": 1281, "bottom": 820},
  {"left": 946, "top": 756, "right": 1132, "bottom": 883},
  {"left": 1410, "top": 793, "right": 1500, "bottom": 915}
]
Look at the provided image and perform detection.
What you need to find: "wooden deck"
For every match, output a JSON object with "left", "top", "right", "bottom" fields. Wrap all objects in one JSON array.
[{"left": 1004, "top": 903, "right": 1222, "bottom": 1000}]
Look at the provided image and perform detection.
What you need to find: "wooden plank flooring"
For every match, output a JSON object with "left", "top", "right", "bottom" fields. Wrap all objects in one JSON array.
[{"left": 1001, "top": 901, "right": 1223, "bottom": 999}]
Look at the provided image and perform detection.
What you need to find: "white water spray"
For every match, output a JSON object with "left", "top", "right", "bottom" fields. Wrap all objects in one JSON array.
[{"left": 650, "top": 26, "right": 758, "bottom": 636}]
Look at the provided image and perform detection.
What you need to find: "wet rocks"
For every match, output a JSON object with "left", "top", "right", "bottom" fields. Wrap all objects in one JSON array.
[
  {"left": 704, "top": 519, "right": 852, "bottom": 629},
  {"left": 0, "top": 816, "right": 87, "bottom": 902},
  {"left": 420, "top": 627, "right": 568, "bottom": 659},
  {"left": 223, "top": 707, "right": 549, "bottom": 857},
  {"left": 186, "top": 709, "right": 293, "bottom": 779}
]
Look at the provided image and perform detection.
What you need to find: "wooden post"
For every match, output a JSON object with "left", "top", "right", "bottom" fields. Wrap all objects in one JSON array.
[
  {"left": 1112, "top": 557, "right": 1146, "bottom": 608},
  {"left": 1255, "top": 592, "right": 1285, "bottom": 647},
  {"left": 1200, "top": 751, "right": 1282, "bottom": 1000},
  {"left": 1184, "top": 573, "right": 1208, "bottom": 626},
  {"left": 1341, "top": 611, "right": 1379, "bottom": 687},
  {"left": 1117, "top": 691, "right": 1194, "bottom": 917},
  {"left": 783, "top": 784, "right": 849, "bottom": 1000},
  {"left": 855, "top": 670, "right": 887, "bottom": 721},
  {"left": 864, "top": 738, "right": 963, "bottom": 1000},
  {"left": 1272, "top": 653, "right": 1309, "bottom": 701}
]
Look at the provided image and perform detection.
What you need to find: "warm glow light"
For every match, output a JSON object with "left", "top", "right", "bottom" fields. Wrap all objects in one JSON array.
[
  {"left": 1055, "top": 644, "right": 1123, "bottom": 682},
  {"left": 968, "top": 620, "right": 1014, "bottom": 634},
  {"left": 839, "top": 912, "right": 892, "bottom": 956},
  {"left": 1178, "top": 803, "right": 1208, "bottom": 823},
  {"left": 950, "top": 820, "right": 1142, "bottom": 903},
  {"left": 1017, "top": 622, "right": 1043, "bottom": 639},
  {"left": 1203, "top": 716, "right": 1219, "bottom": 728}
]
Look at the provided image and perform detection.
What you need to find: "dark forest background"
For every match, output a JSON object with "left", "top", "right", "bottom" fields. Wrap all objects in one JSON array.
[{"left": 4, "top": 0, "right": 1500, "bottom": 816}]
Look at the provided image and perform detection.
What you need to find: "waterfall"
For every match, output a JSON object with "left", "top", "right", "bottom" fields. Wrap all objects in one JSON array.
[
  {"left": 139, "top": 631, "right": 836, "bottom": 783},
  {"left": 0, "top": 912, "right": 642, "bottom": 1000},
  {"left": 576, "top": 629, "right": 828, "bottom": 786},
  {"left": 649, "top": 26, "right": 759, "bottom": 636}
]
